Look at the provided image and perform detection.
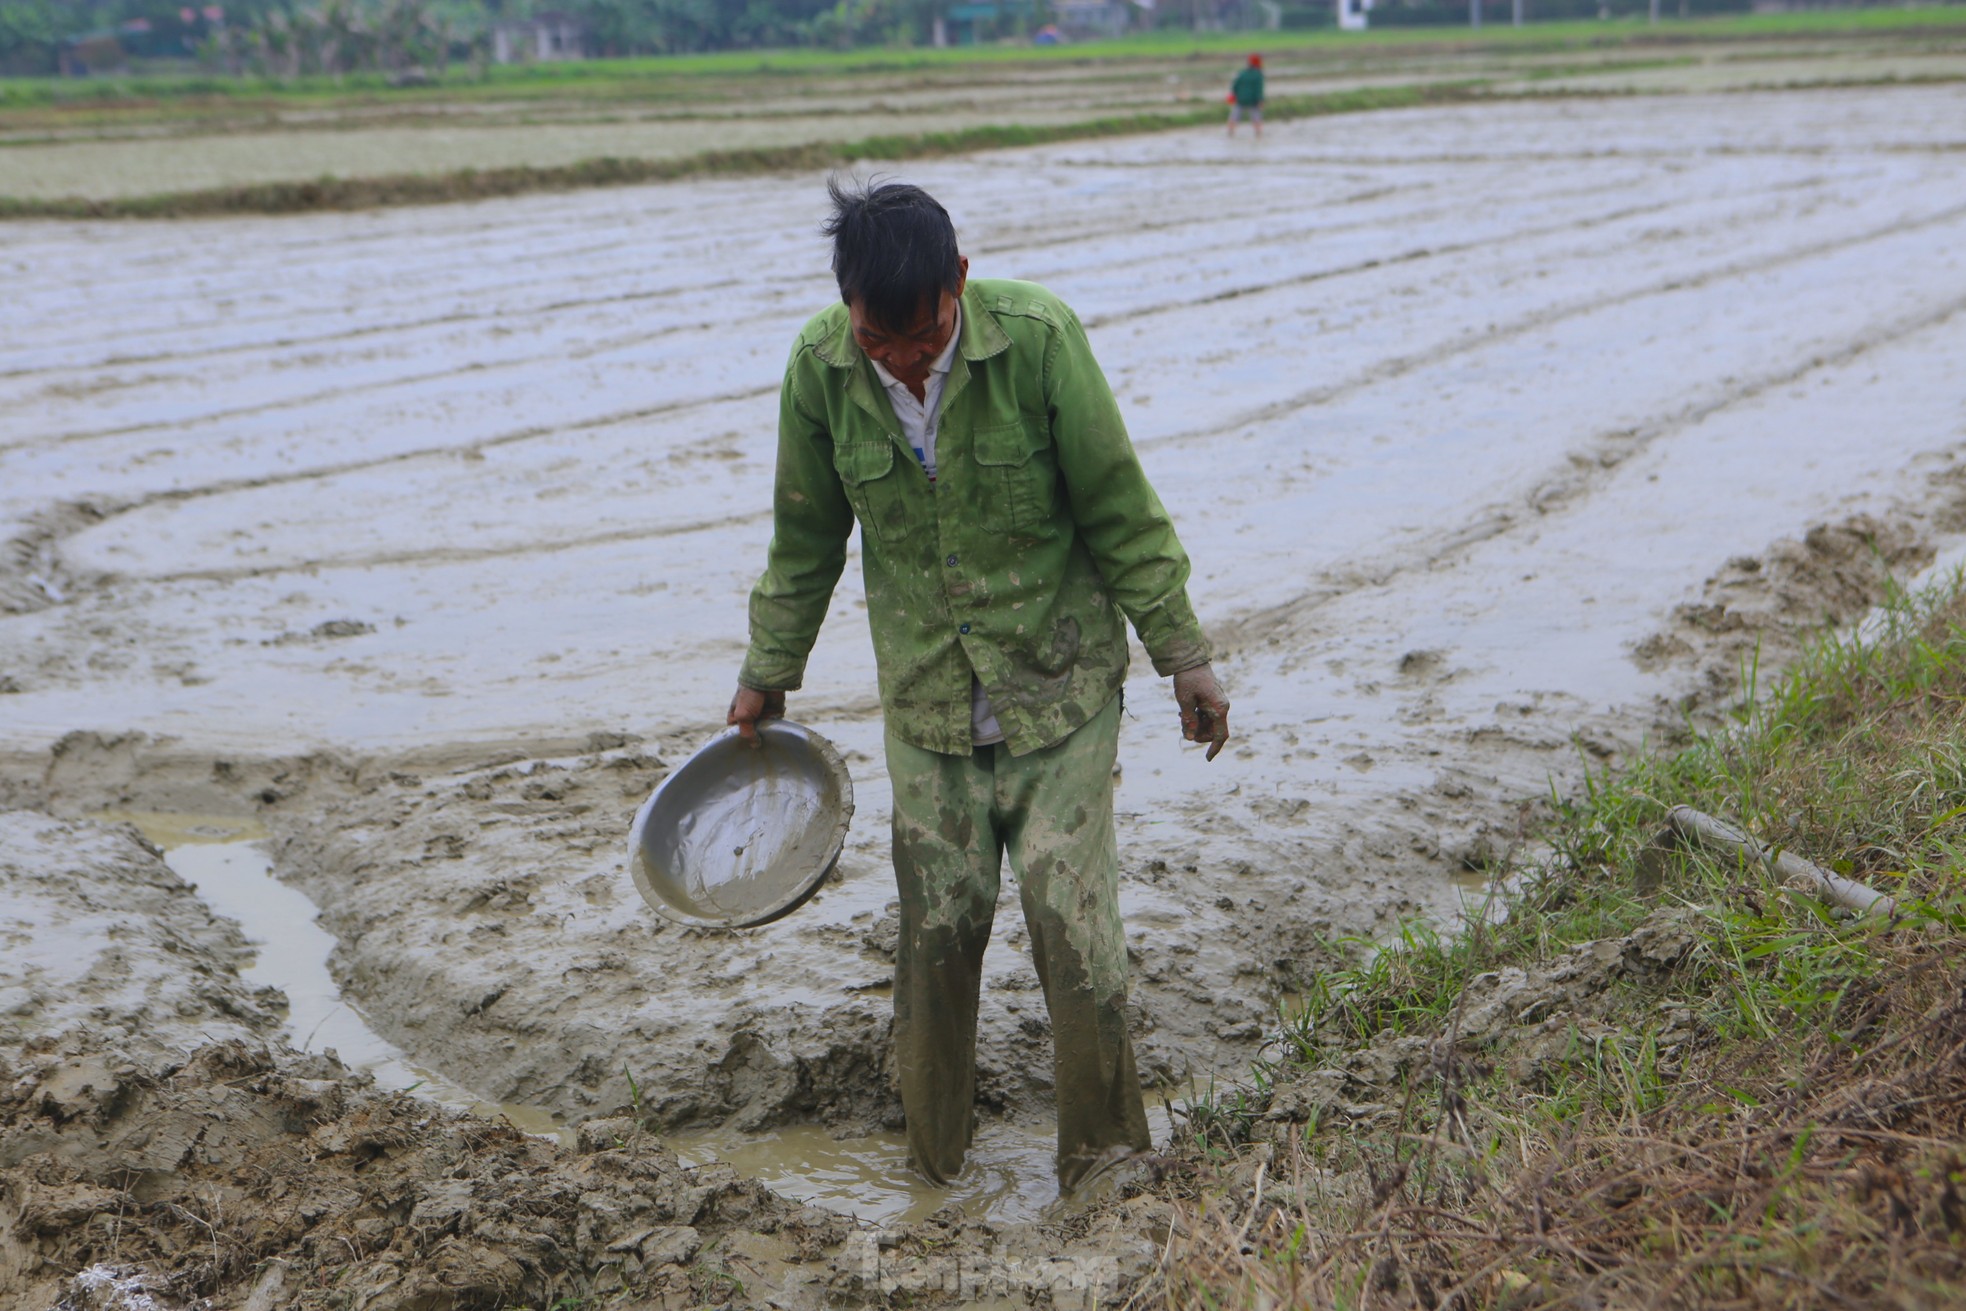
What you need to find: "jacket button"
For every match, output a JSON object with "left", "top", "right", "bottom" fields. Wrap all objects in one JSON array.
[
  {"left": 946, "top": 554, "right": 959, "bottom": 567},
  {"left": 959, "top": 624, "right": 971, "bottom": 635}
]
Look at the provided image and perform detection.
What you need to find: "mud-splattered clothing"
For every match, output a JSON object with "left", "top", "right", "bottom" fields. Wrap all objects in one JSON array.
[
  {"left": 868, "top": 306, "right": 1006, "bottom": 748},
  {"left": 886, "top": 694, "right": 1150, "bottom": 1189},
  {"left": 742, "top": 277, "right": 1201, "bottom": 1188},
  {"left": 869, "top": 305, "right": 961, "bottom": 483},
  {"left": 740, "top": 278, "right": 1212, "bottom": 757}
]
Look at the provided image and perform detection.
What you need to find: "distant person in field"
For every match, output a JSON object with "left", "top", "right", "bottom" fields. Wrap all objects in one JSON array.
[{"left": 1228, "top": 54, "right": 1265, "bottom": 137}]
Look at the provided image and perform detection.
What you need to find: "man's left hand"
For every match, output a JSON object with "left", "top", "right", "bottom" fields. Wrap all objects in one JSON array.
[{"left": 1173, "top": 664, "right": 1231, "bottom": 762}]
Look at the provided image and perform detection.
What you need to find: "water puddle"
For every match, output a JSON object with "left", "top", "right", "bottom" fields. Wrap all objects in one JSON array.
[
  {"left": 670, "top": 1121, "right": 1059, "bottom": 1227},
  {"left": 671, "top": 1082, "right": 1212, "bottom": 1227},
  {"left": 102, "top": 810, "right": 567, "bottom": 1139}
]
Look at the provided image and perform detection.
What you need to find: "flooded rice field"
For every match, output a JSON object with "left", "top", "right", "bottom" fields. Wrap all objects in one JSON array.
[
  {"left": 5, "top": 84, "right": 1966, "bottom": 1246},
  {"left": 9, "top": 28, "right": 1965, "bottom": 203}
]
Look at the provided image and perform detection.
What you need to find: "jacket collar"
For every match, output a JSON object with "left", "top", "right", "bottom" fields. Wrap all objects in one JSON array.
[
  {"left": 956, "top": 285, "right": 1012, "bottom": 362},
  {"left": 822, "top": 285, "right": 1011, "bottom": 446},
  {"left": 811, "top": 283, "right": 1011, "bottom": 370}
]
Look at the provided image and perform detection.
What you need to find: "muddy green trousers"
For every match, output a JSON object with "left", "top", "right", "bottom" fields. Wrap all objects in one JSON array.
[{"left": 886, "top": 694, "right": 1151, "bottom": 1191}]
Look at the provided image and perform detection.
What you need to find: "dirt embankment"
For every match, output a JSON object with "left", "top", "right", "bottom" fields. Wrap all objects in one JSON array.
[
  {"left": 0, "top": 812, "right": 282, "bottom": 1056},
  {"left": 270, "top": 742, "right": 913, "bottom": 1135},
  {"left": 1, "top": 1035, "right": 848, "bottom": 1310},
  {"left": 1, "top": 1031, "right": 1185, "bottom": 1311}
]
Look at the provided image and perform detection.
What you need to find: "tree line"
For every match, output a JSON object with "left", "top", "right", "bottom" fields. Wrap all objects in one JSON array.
[
  {"left": 0, "top": 0, "right": 1048, "bottom": 75},
  {"left": 0, "top": 0, "right": 1775, "bottom": 78}
]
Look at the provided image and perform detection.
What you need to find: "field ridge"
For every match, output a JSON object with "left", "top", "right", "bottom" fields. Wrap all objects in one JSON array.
[{"left": 0, "top": 82, "right": 1500, "bottom": 219}]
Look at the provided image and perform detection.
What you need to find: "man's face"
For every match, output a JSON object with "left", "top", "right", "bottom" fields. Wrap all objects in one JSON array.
[{"left": 848, "top": 259, "right": 968, "bottom": 388}]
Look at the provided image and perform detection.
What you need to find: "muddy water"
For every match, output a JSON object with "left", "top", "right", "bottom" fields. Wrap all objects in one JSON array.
[
  {"left": 672, "top": 1123, "right": 1059, "bottom": 1225},
  {"left": 105, "top": 813, "right": 469, "bottom": 1093},
  {"left": 667, "top": 1086, "right": 1204, "bottom": 1224},
  {"left": 103, "top": 811, "right": 580, "bottom": 1138}
]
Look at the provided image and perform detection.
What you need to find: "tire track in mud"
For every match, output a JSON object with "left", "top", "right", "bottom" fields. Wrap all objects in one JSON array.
[
  {"left": 0, "top": 208, "right": 775, "bottom": 374},
  {"left": 19, "top": 361, "right": 511, "bottom": 450},
  {"left": 0, "top": 118, "right": 1821, "bottom": 386},
  {"left": 9, "top": 309, "right": 748, "bottom": 451},
  {"left": 967, "top": 180, "right": 1418, "bottom": 250},
  {"left": 14, "top": 189, "right": 1962, "bottom": 605},
  {"left": 1077, "top": 195, "right": 1684, "bottom": 331},
  {"left": 3, "top": 194, "right": 907, "bottom": 335},
  {"left": 1137, "top": 194, "right": 1966, "bottom": 452},
  {"left": 1019, "top": 169, "right": 1745, "bottom": 309},
  {"left": 0, "top": 119, "right": 1879, "bottom": 406},
  {"left": 9, "top": 115, "right": 1958, "bottom": 594},
  {"left": 0, "top": 272, "right": 753, "bottom": 385},
  {"left": 2, "top": 160, "right": 1843, "bottom": 453},
  {"left": 8, "top": 89, "right": 1960, "bottom": 373},
  {"left": 130, "top": 505, "right": 778, "bottom": 588},
  {"left": 1068, "top": 141, "right": 1966, "bottom": 170},
  {"left": 0, "top": 502, "right": 103, "bottom": 614},
  {"left": 0, "top": 383, "right": 779, "bottom": 612},
  {"left": 0, "top": 181, "right": 1729, "bottom": 536},
  {"left": 13, "top": 180, "right": 1669, "bottom": 448},
  {"left": 1053, "top": 167, "right": 1745, "bottom": 277},
  {"left": 0, "top": 162, "right": 1600, "bottom": 388},
  {"left": 1210, "top": 290, "right": 1966, "bottom": 657}
]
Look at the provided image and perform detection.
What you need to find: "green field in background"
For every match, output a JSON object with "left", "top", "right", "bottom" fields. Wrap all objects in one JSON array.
[{"left": 5, "top": 7, "right": 1965, "bottom": 109}]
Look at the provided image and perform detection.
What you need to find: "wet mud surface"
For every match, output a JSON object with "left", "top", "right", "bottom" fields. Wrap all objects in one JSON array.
[
  {"left": 0, "top": 813, "right": 281, "bottom": 1057},
  {"left": 5, "top": 85, "right": 1966, "bottom": 1302},
  {"left": 2, "top": 1035, "right": 1164, "bottom": 1309}
]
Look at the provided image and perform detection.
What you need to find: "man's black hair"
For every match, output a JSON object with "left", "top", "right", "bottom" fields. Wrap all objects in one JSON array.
[{"left": 823, "top": 178, "right": 963, "bottom": 333}]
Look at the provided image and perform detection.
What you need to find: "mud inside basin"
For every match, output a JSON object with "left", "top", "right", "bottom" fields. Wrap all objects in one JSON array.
[{"left": 631, "top": 719, "right": 854, "bottom": 930}]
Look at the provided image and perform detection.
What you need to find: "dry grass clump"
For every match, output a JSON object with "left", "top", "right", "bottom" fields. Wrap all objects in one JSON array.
[{"left": 1139, "top": 576, "right": 1966, "bottom": 1309}]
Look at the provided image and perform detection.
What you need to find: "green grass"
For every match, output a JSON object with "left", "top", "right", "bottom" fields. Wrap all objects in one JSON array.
[
  {"left": 4, "top": 8, "right": 1963, "bottom": 109},
  {"left": 1147, "top": 570, "right": 1966, "bottom": 1308}
]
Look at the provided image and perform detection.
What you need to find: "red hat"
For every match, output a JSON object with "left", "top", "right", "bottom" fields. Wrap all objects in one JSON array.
[{"left": 1249, "top": 54, "right": 1262, "bottom": 66}]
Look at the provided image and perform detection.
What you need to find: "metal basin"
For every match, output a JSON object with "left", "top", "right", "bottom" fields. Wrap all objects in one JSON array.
[{"left": 628, "top": 719, "right": 854, "bottom": 930}]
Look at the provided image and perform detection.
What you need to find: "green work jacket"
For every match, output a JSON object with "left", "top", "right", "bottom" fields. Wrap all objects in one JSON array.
[
  {"left": 739, "top": 279, "right": 1212, "bottom": 757},
  {"left": 1232, "top": 66, "right": 1264, "bottom": 106}
]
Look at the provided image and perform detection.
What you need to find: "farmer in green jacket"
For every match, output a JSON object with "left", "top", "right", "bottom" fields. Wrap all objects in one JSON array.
[
  {"left": 1229, "top": 53, "right": 1264, "bottom": 137},
  {"left": 727, "top": 180, "right": 1231, "bottom": 1193}
]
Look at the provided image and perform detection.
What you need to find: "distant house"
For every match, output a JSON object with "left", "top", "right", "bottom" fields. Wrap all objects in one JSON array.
[
  {"left": 491, "top": 11, "right": 588, "bottom": 64},
  {"left": 944, "top": 1, "right": 1047, "bottom": 44},
  {"left": 1190, "top": 0, "right": 1282, "bottom": 29},
  {"left": 1054, "top": 0, "right": 1134, "bottom": 38},
  {"left": 58, "top": 31, "right": 130, "bottom": 77}
]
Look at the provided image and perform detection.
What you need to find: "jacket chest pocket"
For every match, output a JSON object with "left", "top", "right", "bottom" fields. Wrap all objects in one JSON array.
[
  {"left": 834, "top": 441, "right": 915, "bottom": 542},
  {"left": 971, "top": 420, "right": 1057, "bottom": 536}
]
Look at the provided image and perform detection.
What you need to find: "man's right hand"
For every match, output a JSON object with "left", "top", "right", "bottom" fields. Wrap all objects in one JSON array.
[{"left": 727, "top": 685, "right": 786, "bottom": 746}]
